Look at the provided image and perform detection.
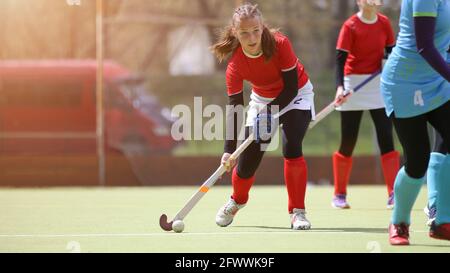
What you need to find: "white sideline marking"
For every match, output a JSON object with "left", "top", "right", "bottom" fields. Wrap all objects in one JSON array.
[{"left": 0, "top": 230, "right": 428, "bottom": 238}]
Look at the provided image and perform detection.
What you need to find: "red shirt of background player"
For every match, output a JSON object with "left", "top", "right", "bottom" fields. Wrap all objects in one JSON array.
[{"left": 337, "top": 13, "right": 395, "bottom": 76}]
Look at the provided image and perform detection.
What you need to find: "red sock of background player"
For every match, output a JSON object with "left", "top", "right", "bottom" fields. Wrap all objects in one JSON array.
[
  {"left": 381, "top": 150, "right": 400, "bottom": 195},
  {"left": 231, "top": 167, "right": 255, "bottom": 205},
  {"left": 333, "top": 152, "right": 353, "bottom": 195},
  {"left": 284, "top": 157, "right": 307, "bottom": 213}
]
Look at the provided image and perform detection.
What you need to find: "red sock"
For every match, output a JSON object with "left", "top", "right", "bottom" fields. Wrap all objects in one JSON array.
[
  {"left": 381, "top": 150, "right": 400, "bottom": 195},
  {"left": 333, "top": 152, "right": 353, "bottom": 195},
  {"left": 284, "top": 157, "right": 307, "bottom": 213},
  {"left": 231, "top": 167, "right": 255, "bottom": 205}
]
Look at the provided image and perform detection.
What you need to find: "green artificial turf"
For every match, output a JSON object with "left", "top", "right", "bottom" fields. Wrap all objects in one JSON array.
[{"left": 0, "top": 185, "right": 448, "bottom": 253}]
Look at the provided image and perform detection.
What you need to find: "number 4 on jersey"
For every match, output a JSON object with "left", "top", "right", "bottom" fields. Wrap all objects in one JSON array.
[{"left": 414, "top": 90, "right": 425, "bottom": 107}]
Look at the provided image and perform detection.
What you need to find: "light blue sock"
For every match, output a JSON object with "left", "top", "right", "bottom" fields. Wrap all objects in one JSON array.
[
  {"left": 391, "top": 167, "right": 425, "bottom": 225},
  {"left": 427, "top": 153, "right": 446, "bottom": 209},
  {"left": 435, "top": 155, "right": 450, "bottom": 225}
]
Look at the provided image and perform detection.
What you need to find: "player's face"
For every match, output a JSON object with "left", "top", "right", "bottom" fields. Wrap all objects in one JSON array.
[
  {"left": 358, "top": 0, "right": 382, "bottom": 10},
  {"left": 234, "top": 17, "right": 263, "bottom": 56}
]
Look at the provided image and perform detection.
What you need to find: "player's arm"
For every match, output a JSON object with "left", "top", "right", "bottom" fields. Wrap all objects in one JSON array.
[
  {"left": 224, "top": 92, "right": 244, "bottom": 154},
  {"left": 336, "top": 49, "right": 348, "bottom": 88},
  {"left": 222, "top": 60, "right": 245, "bottom": 171},
  {"left": 447, "top": 46, "right": 450, "bottom": 65},
  {"left": 335, "top": 21, "right": 352, "bottom": 106},
  {"left": 414, "top": 17, "right": 450, "bottom": 82},
  {"left": 264, "top": 35, "right": 300, "bottom": 113},
  {"left": 384, "top": 15, "right": 396, "bottom": 60},
  {"left": 384, "top": 45, "right": 394, "bottom": 59},
  {"left": 334, "top": 49, "right": 350, "bottom": 106},
  {"left": 266, "top": 66, "right": 299, "bottom": 112},
  {"left": 222, "top": 92, "right": 244, "bottom": 171},
  {"left": 382, "top": 45, "right": 394, "bottom": 68}
]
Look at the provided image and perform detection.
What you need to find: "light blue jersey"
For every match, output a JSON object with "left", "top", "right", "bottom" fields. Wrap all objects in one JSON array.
[{"left": 381, "top": 0, "right": 450, "bottom": 118}]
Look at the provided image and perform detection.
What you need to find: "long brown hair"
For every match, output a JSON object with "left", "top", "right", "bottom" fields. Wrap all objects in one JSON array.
[{"left": 211, "top": 3, "right": 277, "bottom": 63}]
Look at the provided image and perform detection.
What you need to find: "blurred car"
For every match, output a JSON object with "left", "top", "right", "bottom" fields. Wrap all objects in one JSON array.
[{"left": 0, "top": 60, "right": 178, "bottom": 155}]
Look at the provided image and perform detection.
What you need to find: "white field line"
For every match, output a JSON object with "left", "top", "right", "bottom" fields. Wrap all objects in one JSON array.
[{"left": 0, "top": 230, "right": 428, "bottom": 238}]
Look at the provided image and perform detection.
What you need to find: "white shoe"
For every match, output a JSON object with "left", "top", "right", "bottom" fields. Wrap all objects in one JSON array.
[
  {"left": 216, "top": 198, "right": 245, "bottom": 227},
  {"left": 290, "top": 208, "right": 311, "bottom": 230}
]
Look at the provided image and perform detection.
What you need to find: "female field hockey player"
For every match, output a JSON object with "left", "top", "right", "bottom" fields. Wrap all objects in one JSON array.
[
  {"left": 425, "top": 46, "right": 450, "bottom": 226},
  {"left": 381, "top": 0, "right": 450, "bottom": 245},
  {"left": 211, "top": 3, "right": 315, "bottom": 230},
  {"left": 332, "top": 0, "right": 399, "bottom": 209}
]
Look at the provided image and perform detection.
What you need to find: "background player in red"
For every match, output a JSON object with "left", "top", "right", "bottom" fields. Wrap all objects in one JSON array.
[
  {"left": 332, "top": 0, "right": 400, "bottom": 209},
  {"left": 210, "top": 3, "right": 315, "bottom": 230}
]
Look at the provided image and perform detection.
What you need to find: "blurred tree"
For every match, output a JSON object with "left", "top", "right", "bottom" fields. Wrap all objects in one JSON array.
[
  {"left": 0, "top": 0, "right": 399, "bottom": 77},
  {"left": 0, "top": 1, "right": 9, "bottom": 59}
]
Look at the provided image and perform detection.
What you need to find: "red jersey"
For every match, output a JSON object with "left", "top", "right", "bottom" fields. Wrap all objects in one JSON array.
[
  {"left": 336, "top": 13, "right": 395, "bottom": 75},
  {"left": 226, "top": 32, "right": 309, "bottom": 98}
]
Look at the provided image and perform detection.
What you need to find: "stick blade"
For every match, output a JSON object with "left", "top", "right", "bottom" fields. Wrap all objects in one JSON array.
[{"left": 159, "top": 214, "right": 173, "bottom": 231}]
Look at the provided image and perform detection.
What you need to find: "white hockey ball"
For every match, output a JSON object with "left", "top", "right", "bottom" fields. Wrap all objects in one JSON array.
[{"left": 172, "top": 220, "right": 185, "bottom": 233}]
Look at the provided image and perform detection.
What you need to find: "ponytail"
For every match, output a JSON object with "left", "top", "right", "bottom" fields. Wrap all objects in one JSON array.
[{"left": 210, "top": 26, "right": 239, "bottom": 63}]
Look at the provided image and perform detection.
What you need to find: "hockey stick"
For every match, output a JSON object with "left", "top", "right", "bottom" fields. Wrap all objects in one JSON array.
[
  {"left": 159, "top": 133, "right": 255, "bottom": 231},
  {"left": 309, "top": 70, "right": 381, "bottom": 129}
]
